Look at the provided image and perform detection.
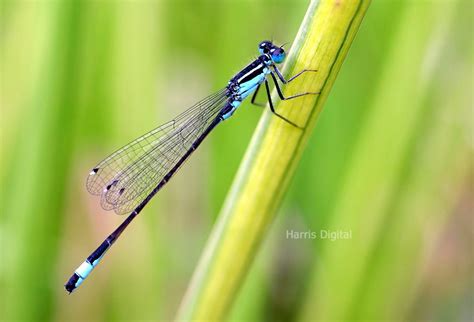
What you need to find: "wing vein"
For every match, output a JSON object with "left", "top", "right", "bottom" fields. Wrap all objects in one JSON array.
[{"left": 86, "top": 89, "right": 228, "bottom": 214}]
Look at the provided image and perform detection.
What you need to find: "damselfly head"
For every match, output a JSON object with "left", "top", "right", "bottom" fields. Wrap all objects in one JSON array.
[
  {"left": 258, "top": 40, "right": 286, "bottom": 64},
  {"left": 258, "top": 40, "right": 273, "bottom": 54}
]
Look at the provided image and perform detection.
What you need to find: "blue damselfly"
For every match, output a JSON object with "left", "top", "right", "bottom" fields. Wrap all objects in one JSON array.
[{"left": 65, "top": 40, "right": 318, "bottom": 293}]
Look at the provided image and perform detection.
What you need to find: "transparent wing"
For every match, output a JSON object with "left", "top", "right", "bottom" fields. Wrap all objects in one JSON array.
[{"left": 86, "top": 89, "right": 228, "bottom": 215}]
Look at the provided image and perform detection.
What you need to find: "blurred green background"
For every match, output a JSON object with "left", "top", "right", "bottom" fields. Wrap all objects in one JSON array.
[{"left": 0, "top": 0, "right": 472, "bottom": 321}]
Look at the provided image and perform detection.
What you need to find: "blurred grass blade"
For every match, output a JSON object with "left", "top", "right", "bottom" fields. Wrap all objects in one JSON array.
[
  {"left": 1, "top": 2, "right": 83, "bottom": 320},
  {"left": 298, "top": 0, "right": 470, "bottom": 321},
  {"left": 176, "top": 0, "right": 371, "bottom": 320},
  {"left": 353, "top": 2, "right": 471, "bottom": 320}
]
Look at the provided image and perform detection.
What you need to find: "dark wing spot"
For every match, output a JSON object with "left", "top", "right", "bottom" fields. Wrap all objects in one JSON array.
[{"left": 105, "top": 179, "right": 119, "bottom": 191}]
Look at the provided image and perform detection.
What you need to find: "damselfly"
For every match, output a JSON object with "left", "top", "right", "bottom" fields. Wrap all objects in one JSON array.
[{"left": 65, "top": 40, "right": 318, "bottom": 293}]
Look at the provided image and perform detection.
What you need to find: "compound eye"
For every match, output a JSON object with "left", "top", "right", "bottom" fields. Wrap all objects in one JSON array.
[{"left": 271, "top": 48, "right": 286, "bottom": 63}]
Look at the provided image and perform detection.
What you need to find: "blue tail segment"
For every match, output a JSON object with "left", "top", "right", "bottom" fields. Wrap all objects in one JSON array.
[{"left": 65, "top": 239, "right": 111, "bottom": 293}]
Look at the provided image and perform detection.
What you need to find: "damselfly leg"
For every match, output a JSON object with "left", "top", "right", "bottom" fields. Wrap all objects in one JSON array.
[
  {"left": 251, "top": 67, "right": 319, "bottom": 127},
  {"left": 272, "top": 67, "right": 318, "bottom": 84},
  {"left": 251, "top": 84, "right": 265, "bottom": 107}
]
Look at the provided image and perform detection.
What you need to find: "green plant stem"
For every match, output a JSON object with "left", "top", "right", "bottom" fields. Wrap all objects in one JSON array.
[{"left": 175, "top": 0, "right": 371, "bottom": 320}]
